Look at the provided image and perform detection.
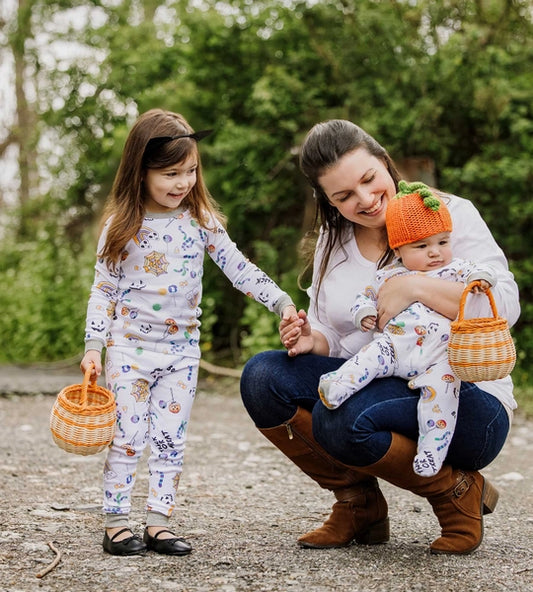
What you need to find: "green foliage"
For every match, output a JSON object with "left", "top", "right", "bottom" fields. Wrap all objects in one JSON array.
[
  {"left": 2, "top": 0, "right": 532, "bottom": 386},
  {"left": 0, "top": 207, "right": 95, "bottom": 363},
  {"left": 240, "top": 300, "right": 284, "bottom": 360}
]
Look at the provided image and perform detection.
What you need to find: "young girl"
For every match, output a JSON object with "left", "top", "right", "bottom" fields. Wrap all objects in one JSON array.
[{"left": 80, "top": 109, "right": 295, "bottom": 556}]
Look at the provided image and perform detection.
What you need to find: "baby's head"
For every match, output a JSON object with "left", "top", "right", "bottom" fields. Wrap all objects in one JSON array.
[{"left": 386, "top": 181, "right": 453, "bottom": 272}]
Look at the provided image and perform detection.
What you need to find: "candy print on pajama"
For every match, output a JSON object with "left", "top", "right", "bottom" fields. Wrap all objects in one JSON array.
[{"left": 103, "top": 347, "right": 199, "bottom": 518}]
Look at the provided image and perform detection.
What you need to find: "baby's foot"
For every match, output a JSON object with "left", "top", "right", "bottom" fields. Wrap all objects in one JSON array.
[
  {"left": 318, "top": 373, "right": 352, "bottom": 409},
  {"left": 413, "top": 449, "right": 442, "bottom": 477}
]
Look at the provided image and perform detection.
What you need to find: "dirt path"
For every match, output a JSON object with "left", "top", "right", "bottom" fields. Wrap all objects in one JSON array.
[{"left": 0, "top": 366, "right": 531, "bottom": 592}]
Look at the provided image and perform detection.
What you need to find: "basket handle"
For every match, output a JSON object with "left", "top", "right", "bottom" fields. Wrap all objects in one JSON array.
[
  {"left": 457, "top": 280, "right": 498, "bottom": 322},
  {"left": 80, "top": 362, "right": 97, "bottom": 409}
]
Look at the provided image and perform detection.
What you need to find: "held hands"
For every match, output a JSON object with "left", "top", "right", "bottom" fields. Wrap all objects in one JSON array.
[
  {"left": 280, "top": 306, "right": 314, "bottom": 357},
  {"left": 80, "top": 350, "right": 102, "bottom": 377}
]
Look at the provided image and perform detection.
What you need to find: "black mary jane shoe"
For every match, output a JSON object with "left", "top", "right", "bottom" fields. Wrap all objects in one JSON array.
[
  {"left": 103, "top": 528, "right": 147, "bottom": 556},
  {"left": 143, "top": 528, "right": 192, "bottom": 556}
]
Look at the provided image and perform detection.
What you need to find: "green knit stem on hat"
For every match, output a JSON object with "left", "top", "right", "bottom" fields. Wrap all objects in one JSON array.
[{"left": 395, "top": 180, "right": 441, "bottom": 211}]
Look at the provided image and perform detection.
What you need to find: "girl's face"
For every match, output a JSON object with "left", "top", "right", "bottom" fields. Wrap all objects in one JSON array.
[
  {"left": 318, "top": 147, "right": 397, "bottom": 229},
  {"left": 144, "top": 153, "right": 197, "bottom": 213},
  {"left": 395, "top": 232, "right": 453, "bottom": 272}
]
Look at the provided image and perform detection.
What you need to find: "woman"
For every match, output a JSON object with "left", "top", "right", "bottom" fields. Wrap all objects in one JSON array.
[{"left": 240, "top": 119, "right": 520, "bottom": 555}]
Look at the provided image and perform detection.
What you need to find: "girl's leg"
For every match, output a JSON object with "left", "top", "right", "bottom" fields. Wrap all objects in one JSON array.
[
  {"left": 142, "top": 357, "right": 197, "bottom": 555},
  {"left": 102, "top": 350, "right": 152, "bottom": 555},
  {"left": 240, "top": 350, "right": 389, "bottom": 549},
  {"left": 145, "top": 357, "right": 198, "bottom": 519},
  {"left": 103, "top": 353, "right": 152, "bottom": 521}
]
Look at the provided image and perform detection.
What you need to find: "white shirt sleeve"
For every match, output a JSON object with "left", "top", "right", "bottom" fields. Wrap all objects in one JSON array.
[{"left": 447, "top": 195, "right": 520, "bottom": 326}]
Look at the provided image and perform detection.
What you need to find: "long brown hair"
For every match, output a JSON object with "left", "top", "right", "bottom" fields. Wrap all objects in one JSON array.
[
  {"left": 298, "top": 119, "right": 401, "bottom": 307},
  {"left": 99, "top": 109, "right": 225, "bottom": 270}
]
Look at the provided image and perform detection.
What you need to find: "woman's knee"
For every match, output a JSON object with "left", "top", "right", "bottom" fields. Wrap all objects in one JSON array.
[
  {"left": 449, "top": 387, "right": 510, "bottom": 469},
  {"left": 240, "top": 350, "right": 297, "bottom": 427},
  {"left": 240, "top": 351, "right": 276, "bottom": 409},
  {"left": 311, "top": 402, "right": 377, "bottom": 466}
]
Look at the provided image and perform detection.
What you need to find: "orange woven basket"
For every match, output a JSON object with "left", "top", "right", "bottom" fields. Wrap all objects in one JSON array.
[
  {"left": 448, "top": 281, "right": 516, "bottom": 382},
  {"left": 50, "top": 363, "right": 116, "bottom": 455}
]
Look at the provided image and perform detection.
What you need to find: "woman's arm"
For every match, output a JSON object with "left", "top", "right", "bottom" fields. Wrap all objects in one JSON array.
[
  {"left": 376, "top": 275, "right": 463, "bottom": 330},
  {"left": 447, "top": 195, "right": 520, "bottom": 324}
]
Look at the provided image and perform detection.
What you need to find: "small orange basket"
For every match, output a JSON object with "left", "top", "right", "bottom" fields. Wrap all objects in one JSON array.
[
  {"left": 50, "top": 363, "right": 116, "bottom": 455},
  {"left": 448, "top": 281, "right": 516, "bottom": 382}
]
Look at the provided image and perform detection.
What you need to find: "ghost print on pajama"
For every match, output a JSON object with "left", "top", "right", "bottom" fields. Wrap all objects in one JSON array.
[
  {"left": 85, "top": 207, "right": 292, "bottom": 518},
  {"left": 318, "top": 257, "right": 497, "bottom": 477}
]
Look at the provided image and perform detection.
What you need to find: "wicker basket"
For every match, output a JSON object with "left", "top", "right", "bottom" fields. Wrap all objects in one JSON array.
[
  {"left": 448, "top": 281, "right": 516, "bottom": 382},
  {"left": 50, "top": 364, "right": 116, "bottom": 455}
]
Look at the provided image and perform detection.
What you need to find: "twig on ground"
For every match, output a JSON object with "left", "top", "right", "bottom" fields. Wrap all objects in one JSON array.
[
  {"left": 200, "top": 359, "right": 242, "bottom": 378},
  {"left": 35, "top": 541, "right": 62, "bottom": 579}
]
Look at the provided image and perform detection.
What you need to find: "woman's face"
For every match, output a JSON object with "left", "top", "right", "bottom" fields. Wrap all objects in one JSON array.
[{"left": 318, "top": 147, "right": 397, "bottom": 229}]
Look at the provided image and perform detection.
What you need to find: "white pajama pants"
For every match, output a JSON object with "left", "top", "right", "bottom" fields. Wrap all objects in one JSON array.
[{"left": 102, "top": 346, "right": 199, "bottom": 518}]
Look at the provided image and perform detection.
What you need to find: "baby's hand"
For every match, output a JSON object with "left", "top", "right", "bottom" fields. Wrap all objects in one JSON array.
[
  {"left": 471, "top": 279, "right": 491, "bottom": 293},
  {"left": 360, "top": 315, "right": 377, "bottom": 332}
]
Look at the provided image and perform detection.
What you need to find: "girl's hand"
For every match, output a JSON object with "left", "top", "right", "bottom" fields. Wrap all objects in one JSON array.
[
  {"left": 280, "top": 307, "right": 304, "bottom": 347},
  {"left": 80, "top": 350, "right": 102, "bottom": 377},
  {"left": 280, "top": 309, "right": 315, "bottom": 357}
]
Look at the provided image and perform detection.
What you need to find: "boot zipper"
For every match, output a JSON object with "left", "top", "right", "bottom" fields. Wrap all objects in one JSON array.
[{"left": 285, "top": 423, "right": 294, "bottom": 440}]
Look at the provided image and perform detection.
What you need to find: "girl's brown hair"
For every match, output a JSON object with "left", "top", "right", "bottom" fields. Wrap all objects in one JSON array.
[
  {"left": 99, "top": 109, "right": 225, "bottom": 270},
  {"left": 298, "top": 119, "right": 401, "bottom": 307}
]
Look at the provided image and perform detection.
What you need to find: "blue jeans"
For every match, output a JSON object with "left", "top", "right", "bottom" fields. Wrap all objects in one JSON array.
[{"left": 240, "top": 350, "right": 510, "bottom": 471}]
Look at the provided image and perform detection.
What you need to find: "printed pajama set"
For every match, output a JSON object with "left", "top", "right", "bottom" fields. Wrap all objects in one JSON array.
[{"left": 85, "top": 207, "right": 292, "bottom": 521}]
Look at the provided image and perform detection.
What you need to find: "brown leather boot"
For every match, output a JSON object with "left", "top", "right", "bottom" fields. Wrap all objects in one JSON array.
[
  {"left": 361, "top": 432, "right": 499, "bottom": 554},
  {"left": 258, "top": 407, "right": 389, "bottom": 549}
]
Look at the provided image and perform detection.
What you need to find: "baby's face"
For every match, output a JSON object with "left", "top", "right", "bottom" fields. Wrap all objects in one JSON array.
[{"left": 395, "top": 231, "right": 453, "bottom": 272}]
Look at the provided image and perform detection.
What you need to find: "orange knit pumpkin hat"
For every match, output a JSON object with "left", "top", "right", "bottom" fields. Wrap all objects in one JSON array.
[{"left": 386, "top": 180, "right": 452, "bottom": 249}]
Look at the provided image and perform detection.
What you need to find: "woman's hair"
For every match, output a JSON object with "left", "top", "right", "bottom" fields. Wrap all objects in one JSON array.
[
  {"left": 298, "top": 119, "right": 402, "bottom": 303},
  {"left": 99, "top": 108, "right": 225, "bottom": 270}
]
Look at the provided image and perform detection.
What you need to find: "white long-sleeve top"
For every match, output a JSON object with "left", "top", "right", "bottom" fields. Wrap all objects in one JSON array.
[
  {"left": 307, "top": 193, "right": 520, "bottom": 413},
  {"left": 85, "top": 207, "right": 293, "bottom": 359}
]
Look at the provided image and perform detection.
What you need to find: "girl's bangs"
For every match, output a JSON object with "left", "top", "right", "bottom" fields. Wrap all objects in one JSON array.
[{"left": 144, "top": 138, "right": 197, "bottom": 169}]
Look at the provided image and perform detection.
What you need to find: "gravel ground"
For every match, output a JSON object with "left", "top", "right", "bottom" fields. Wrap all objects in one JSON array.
[{"left": 0, "top": 364, "right": 532, "bottom": 592}]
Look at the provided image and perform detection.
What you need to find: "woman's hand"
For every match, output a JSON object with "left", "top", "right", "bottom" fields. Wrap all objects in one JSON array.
[
  {"left": 376, "top": 275, "right": 418, "bottom": 329},
  {"left": 80, "top": 350, "right": 102, "bottom": 377},
  {"left": 376, "top": 274, "right": 463, "bottom": 330}
]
